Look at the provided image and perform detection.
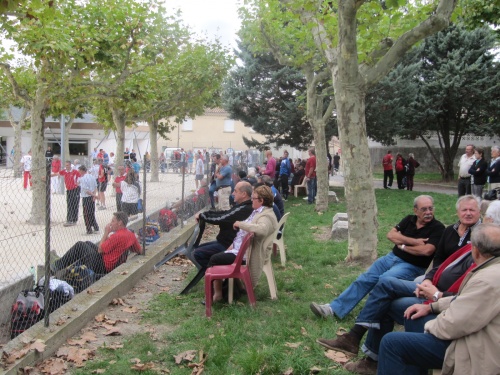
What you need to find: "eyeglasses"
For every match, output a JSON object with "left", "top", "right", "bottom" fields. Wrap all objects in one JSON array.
[{"left": 416, "top": 206, "right": 434, "bottom": 212}]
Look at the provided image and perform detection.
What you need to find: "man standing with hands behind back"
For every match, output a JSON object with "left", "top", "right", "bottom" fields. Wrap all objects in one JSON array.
[
  {"left": 457, "top": 144, "right": 475, "bottom": 196},
  {"left": 382, "top": 150, "right": 393, "bottom": 189}
]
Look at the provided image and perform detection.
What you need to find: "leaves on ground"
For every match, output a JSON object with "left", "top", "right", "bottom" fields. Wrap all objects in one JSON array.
[
  {"left": 2, "top": 339, "right": 46, "bottom": 364},
  {"left": 284, "top": 342, "right": 301, "bottom": 349},
  {"left": 110, "top": 298, "right": 126, "bottom": 306},
  {"left": 174, "top": 350, "right": 197, "bottom": 365},
  {"left": 324, "top": 349, "right": 350, "bottom": 364},
  {"left": 122, "top": 305, "right": 139, "bottom": 314},
  {"left": 38, "top": 358, "right": 67, "bottom": 374}
]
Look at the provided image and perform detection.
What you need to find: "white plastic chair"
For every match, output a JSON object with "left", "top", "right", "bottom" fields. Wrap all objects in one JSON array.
[{"left": 273, "top": 213, "right": 290, "bottom": 266}]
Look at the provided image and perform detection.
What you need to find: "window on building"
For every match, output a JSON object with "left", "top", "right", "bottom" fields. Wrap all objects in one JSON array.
[
  {"left": 182, "top": 119, "right": 193, "bottom": 131},
  {"left": 224, "top": 119, "right": 235, "bottom": 133}
]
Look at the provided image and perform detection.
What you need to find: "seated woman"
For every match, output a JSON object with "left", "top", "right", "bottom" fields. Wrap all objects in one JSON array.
[{"left": 207, "top": 185, "right": 279, "bottom": 302}]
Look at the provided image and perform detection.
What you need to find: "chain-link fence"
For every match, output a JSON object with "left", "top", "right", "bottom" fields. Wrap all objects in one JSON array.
[{"left": 0, "top": 153, "right": 216, "bottom": 345}]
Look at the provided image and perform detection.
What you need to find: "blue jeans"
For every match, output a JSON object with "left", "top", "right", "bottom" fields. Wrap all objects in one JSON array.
[
  {"left": 356, "top": 277, "right": 418, "bottom": 328},
  {"left": 307, "top": 177, "right": 316, "bottom": 203},
  {"left": 329, "top": 252, "right": 425, "bottom": 318},
  {"left": 362, "top": 296, "right": 437, "bottom": 361},
  {"left": 378, "top": 332, "right": 450, "bottom": 375},
  {"left": 193, "top": 241, "right": 227, "bottom": 269},
  {"left": 209, "top": 182, "right": 217, "bottom": 208}
]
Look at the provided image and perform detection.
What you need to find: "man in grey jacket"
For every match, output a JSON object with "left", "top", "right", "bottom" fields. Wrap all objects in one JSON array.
[{"left": 377, "top": 223, "right": 500, "bottom": 375}]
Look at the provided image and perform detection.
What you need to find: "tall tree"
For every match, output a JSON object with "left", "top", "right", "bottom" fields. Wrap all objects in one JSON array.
[
  {"left": 240, "top": 2, "right": 336, "bottom": 212},
  {"left": 263, "top": 0, "right": 459, "bottom": 262},
  {"left": 223, "top": 40, "right": 337, "bottom": 150},
  {"left": 366, "top": 25, "right": 500, "bottom": 180}
]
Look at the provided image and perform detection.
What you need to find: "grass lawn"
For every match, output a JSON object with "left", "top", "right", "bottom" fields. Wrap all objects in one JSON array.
[
  {"left": 372, "top": 172, "right": 455, "bottom": 185},
  {"left": 74, "top": 188, "right": 457, "bottom": 375}
]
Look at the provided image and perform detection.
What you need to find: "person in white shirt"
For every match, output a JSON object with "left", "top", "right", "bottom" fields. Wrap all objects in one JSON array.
[
  {"left": 20, "top": 150, "right": 32, "bottom": 190},
  {"left": 78, "top": 165, "right": 99, "bottom": 235},
  {"left": 457, "top": 144, "right": 475, "bottom": 197},
  {"left": 195, "top": 153, "right": 205, "bottom": 188}
]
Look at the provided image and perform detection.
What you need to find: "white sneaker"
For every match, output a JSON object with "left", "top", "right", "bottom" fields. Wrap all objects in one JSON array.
[{"left": 310, "top": 302, "right": 334, "bottom": 318}]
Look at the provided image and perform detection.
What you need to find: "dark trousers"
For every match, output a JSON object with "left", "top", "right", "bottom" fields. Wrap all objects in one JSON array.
[
  {"left": 280, "top": 174, "right": 289, "bottom": 199},
  {"left": 209, "top": 181, "right": 217, "bottom": 208},
  {"left": 407, "top": 174, "right": 415, "bottom": 191},
  {"left": 66, "top": 187, "right": 80, "bottom": 223},
  {"left": 193, "top": 241, "right": 227, "bottom": 269},
  {"left": 54, "top": 241, "right": 106, "bottom": 274},
  {"left": 383, "top": 170, "right": 393, "bottom": 188},
  {"left": 396, "top": 172, "right": 406, "bottom": 189},
  {"left": 307, "top": 177, "right": 317, "bottom": 203},
  {"left": 207, "top": 251, "right": 237, "bottom": 267},
  {"left": 116, "top": 192, "right": 123, "bottom": 212},
  {"left": 458, "top": 177, "right": 471, "bottom": 196},
  {"left": 82, "top": 196, "right": 99, "bottom": 233}
]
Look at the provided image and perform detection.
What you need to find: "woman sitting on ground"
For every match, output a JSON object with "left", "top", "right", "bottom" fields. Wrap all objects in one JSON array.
[{"left": 207, "top": 185, "right": 279, "bottom": 302}]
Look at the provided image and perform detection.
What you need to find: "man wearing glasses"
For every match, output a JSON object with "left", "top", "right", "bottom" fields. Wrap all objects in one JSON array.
[
  {"left": 315, "top": 195, "right": 481, "bottom": 374},
  {"left": 310, "top": 195, "right": 445, "bottom": 323}
]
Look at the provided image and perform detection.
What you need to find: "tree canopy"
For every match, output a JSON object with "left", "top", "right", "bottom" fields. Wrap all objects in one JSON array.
[
  {"left": 223, "top": 40, "right": 337, "bottom": 150},
  {"left": 366, "top": 25, "right": 500, "bottom": 180}
]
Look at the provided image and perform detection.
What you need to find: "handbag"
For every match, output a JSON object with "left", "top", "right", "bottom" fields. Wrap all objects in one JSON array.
[{"left": 483, "top": 189, "right": 499, "bottom": 200}]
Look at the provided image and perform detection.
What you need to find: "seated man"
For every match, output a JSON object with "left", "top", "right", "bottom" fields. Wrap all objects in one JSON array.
[
  {"left": 377, "top": 223, "right": 500, "bottom": 375},
  {"left": 52, "top": 211, "right": 142, "bottom": 274},
  {"left": 310, "top": 195, "right": 445, "bottom": 322},
  {"left": 193, "top": 181, "right": 254, "bottom": 270},
  {"left": 319, "top": 195, "right": 481, "bottom": 374}
]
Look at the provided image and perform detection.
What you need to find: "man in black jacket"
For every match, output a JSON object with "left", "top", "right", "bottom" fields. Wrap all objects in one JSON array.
[{"left": 193, "top": 181, "right": 253, "bottom": 269}]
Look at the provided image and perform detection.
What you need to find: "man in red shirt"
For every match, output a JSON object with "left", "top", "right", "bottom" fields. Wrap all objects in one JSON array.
[
  {"left": 55, "top": 161, "right": 81, "bottom": 226},
  {"left": 382, "top": 150, "right": 394, "bottom": 189},
  {"left": 51, "top": 212, "right": 142, "bottom": 274},
  {"left": 51, "top": 155, "right": 62, "bottom": 194},
  {"left": 112, "top": 165, "right": 127, "bottom": 211},
  {"left": 305, "top": 148, "right": 317, "bottom": 204},
  {"left": 97, "top": 158, "right": 108, "bottom": 210}
]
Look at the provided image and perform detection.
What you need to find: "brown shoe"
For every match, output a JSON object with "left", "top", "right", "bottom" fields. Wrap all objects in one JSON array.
[
  {"left": 344, "top": 357, "right": 378, "bottom": 375},
  {"left": 316, "top": 333, "right": 359, "bottom": 356}
]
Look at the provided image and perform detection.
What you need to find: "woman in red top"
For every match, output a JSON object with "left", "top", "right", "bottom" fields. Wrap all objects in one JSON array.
[{"left": 394, "top": 153, "right": 407, "bottom": 190}]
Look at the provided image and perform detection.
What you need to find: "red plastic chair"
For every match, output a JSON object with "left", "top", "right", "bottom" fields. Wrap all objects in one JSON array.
[{"left": 204, "top": 233, "right": 256, "bottom": 317}]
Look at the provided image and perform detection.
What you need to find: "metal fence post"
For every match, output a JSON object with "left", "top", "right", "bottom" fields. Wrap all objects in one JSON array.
[
  {"left": 44, "top": 158, "right": 51, "bottom": 327},
  {"left": 142, "top": 154, "right": 146, "bottom": 254}
]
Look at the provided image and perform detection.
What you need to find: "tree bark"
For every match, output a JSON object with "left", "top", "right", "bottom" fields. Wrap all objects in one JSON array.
[
  {"left": 111, "top": 106, "right": 126, "bottom": 168},
  {"left": 8, "top": 107, "right": 27, "bottom": 178},
  {"left": 149, "top": 118, "right": 159, "bottom": 182},
  {"left": 28, "top": 86, "right": 48, "bottom": 225},
  {"left": 63, "top": 117, "right": 75, "bottom": 161}
]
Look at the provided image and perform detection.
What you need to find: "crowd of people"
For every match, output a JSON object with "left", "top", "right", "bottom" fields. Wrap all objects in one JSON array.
[
  {"left": 382, "top": 150, "right": 420, "bottom": 190},
  {"left": 310, "top": 194, "right": 500, "bottom": 374}
]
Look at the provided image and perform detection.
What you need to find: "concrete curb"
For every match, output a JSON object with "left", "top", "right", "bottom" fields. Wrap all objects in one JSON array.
[{"left": 1, "top": 220, "right": 197, "bottom": 374}]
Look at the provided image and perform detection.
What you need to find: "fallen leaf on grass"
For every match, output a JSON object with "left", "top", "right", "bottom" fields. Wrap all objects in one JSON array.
[
  {"left": 336, "top": 328, "right": 348, "bottom": 336},
  {"left": 283, "top": 367, "right": 294, "bottom": 375},
  {"left": 66, "top": 347, "right": 94, "bottom": 366},
  {"left": 2, "top": 339, "right": 46, "bottom": 364},
  {"left": 103, "top": 343, "right": 124, "bottom": 350},
  {"left": 92, "top": 369, "right": 106, "bottom": 374},
  {"left": 310, "top": 226, "right": 318, "bottom": 230},
  {"left": 95, "top": 313, "right": 107, "bottom": 322},
  {"left": 324, "top": 349, "right": 350, "bottom": 364},
  {"left": 174, "top": 350, "right": 197, "bottom": 365},
  {"left": 310, "top": 366, "right": 322, "bottom": 374},
  {"left": 284, "top": 342, "right": 301, "bottom": 349},
  {"left": 122, "top": 306, "right": 139, "bottom": 314},
  {"left": 160, "top": 287, "right": 171, "bottom": 292},
  {"left": 317, "top": 212, "right": 324, "bottom": 215},
  {"left": 131, "top": 362, "right": 155, "bottom": 371},
  {"left": 291, "top": 263, "right": 303, "bottom": 270},
  {"left": 104, "top": 327, "right": 122, "bottom": 336},
  {"left": 111, "top": 298, "right": 126, "bottom": 306},
  {"left": 324, "top": 283, "right": 334, "bottom": 289},
  {"left": 38, "top": 358, "right": 67, "bottom": 375},
  {"left": 130, "top": 358, "right": 142, "bottom": 364},
  {"left": 301, "top": 327, "right": 308, "bottom": 336},
  {"left": 67, "top": 331, "right": 97, "bottom": 346}
]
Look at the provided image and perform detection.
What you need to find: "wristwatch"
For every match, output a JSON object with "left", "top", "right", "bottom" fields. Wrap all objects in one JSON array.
[{"left": 432, "top": 291, "right": 440, "bottom": 302}]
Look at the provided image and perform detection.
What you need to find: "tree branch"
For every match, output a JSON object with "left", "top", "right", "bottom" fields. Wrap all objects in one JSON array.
[
  {"left": 0, "top": 63, "right": 33, "bottom": 105},
  {"left": 364, "top": 0, "right": 458, "bottom": 87}
]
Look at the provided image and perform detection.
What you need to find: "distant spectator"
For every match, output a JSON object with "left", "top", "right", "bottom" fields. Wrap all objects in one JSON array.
[
  {"left": 458, "top": 144, "right": 475, "bottom": 196},
  {"left": 382, "top": 150, "right": 393, "bottom": 189},
  {"left": 51, "top": 155, "right": 62, "bottom": 194},
  {"left": 406, "top": 153, "right": 420, "bottom": 191},
  {"left": 20, "top": 150, "right": 32, "bottom": 190},
  {"left": 120, "top": 169, "right": 141, "bottom": 220},
  {"left": 78, "top": 165, "right": 99, "bottom": 235}
]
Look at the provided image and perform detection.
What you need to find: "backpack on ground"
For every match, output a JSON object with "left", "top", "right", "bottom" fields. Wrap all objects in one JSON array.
[
  {"left": 158, "top": 209, "right": 178, "bottom": 232},
  {"left": 10, "top": 288, "right": 45, "bottom": 339},
  {"left": 64, "top": 263, "right": 96, "bottom": 293}
]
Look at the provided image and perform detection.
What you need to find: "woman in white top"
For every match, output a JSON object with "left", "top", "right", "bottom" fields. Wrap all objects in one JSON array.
[{"left": 120, "top": 169, "right": 141, "bottom": 218}]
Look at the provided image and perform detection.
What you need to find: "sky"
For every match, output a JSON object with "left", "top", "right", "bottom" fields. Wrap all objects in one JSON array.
[{"left": 165, "top": 0, "right": 243, "bottom": 50}]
